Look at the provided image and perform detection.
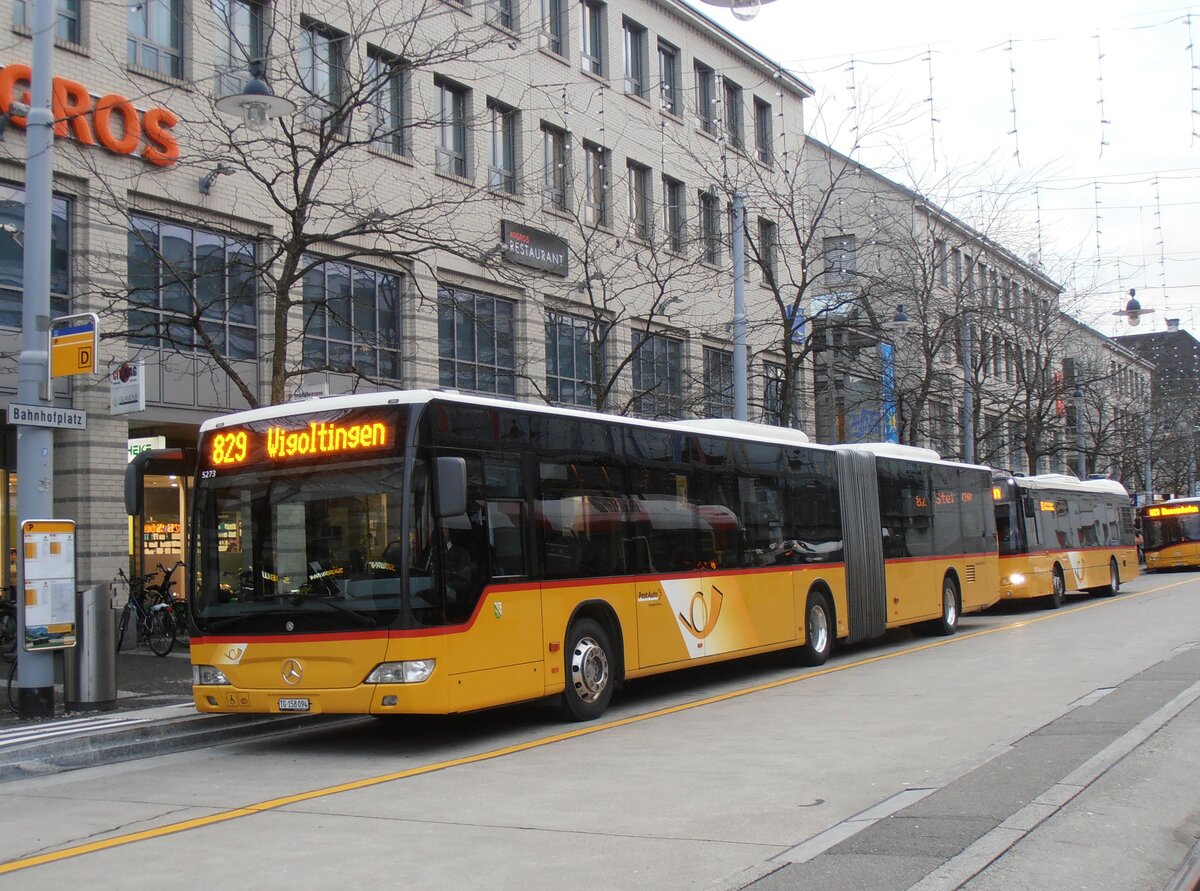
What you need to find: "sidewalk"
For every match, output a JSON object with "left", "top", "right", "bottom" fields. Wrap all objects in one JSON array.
[{"left": 0, "top": 642, "right": 352, "bottom": 782}]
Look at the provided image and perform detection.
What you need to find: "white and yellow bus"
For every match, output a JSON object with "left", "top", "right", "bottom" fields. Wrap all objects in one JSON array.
[
  {"left": 189, "top": 391, "right": 998, "bottom": 721},
  {"left": 1141, "top": 497, "right": 1200, "bottom": 570},
  {"left": 992, "top": 473, "right": 1138, "bottom": 608}
]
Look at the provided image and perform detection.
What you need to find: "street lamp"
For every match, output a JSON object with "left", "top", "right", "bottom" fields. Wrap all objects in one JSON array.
[
  {"left": 215, "top": 60, "right": 295, "bottom": 130},
  {"left": 693, "top": 0, "right": 778, "bottom": 21},
  {"left": 1112, "top": 287, "right": 1154, "bottom": 328},
  {"left": 889, "top": 304, "right": 911, "bottom": 338}
]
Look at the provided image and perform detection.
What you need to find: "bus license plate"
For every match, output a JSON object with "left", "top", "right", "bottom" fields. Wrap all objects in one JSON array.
[{"left": 278, "top": 698, "right": 310, "bottom": 712}]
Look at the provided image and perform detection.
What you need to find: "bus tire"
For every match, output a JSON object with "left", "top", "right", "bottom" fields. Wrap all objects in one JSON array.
[
  {"left": 1101, "top": 558, "right": 1120, "bottom": 597},
  {"left": 797, "top": 591, "right": 833, "bottom": 666},
  {"left": 930, "top": 576, "right": 960, "bottom": 636},
  {"left": 560, "top": 618, "right": 614, "bottom": 722},
  {"left": 1045, "top": 566, "right": 1066, "bottom": 610}
]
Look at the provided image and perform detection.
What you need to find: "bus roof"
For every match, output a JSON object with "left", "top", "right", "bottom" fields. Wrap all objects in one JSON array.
[
  {"left": 1005, "top": 472, "right": 1131, "bottom": 499},
  {"left": 198, "top": 389, "right": 981, "bottom": 469}
]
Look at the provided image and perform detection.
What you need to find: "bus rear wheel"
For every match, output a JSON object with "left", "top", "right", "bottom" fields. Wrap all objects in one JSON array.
[
  {"left": 797, "top": 591, "right": 833, "bottom": 666},
  {"left": 560, "top": 618, "right": 614, "bottom": 722}
]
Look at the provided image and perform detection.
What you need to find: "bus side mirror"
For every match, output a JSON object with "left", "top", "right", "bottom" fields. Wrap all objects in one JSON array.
[{"left": 435, "top": 456, "right": 467, "bottom": 519}]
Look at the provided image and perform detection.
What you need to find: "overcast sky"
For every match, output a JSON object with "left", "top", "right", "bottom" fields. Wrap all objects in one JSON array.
[{"left": 691, "top": 0, "right": 1199, "bottom": 338}]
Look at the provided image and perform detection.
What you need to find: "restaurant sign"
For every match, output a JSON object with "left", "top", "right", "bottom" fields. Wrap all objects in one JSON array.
[{"left": 500, "top": 220, "right": 568, "bottom": 277}]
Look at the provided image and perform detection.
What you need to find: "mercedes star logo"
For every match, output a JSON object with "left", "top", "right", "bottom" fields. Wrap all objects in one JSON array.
[{"left": 282, "top": 659, "right": 303, "bottom": 685}]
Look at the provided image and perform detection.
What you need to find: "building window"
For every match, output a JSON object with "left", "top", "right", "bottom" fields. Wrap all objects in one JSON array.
[
  {"left": 699, "top": 189, "right": 720, "bottom": 265},
  {"left": 546, "top": 310, "right": 601, "bottom": 406},
  {"left": 662, "top": 175, "right": 685, "bottom": 253},
  {"left": 300, "top": 19, "right": 346, "bottom": 115},
  {"left": 622, "top": 18, "right": 645, "bottom": 97},
  {"left": 212, "top": 0, "right": 262, "bottom": 97},
  {"left": 128, "top": 0, "right": 182, "bottom": 77},
  {"left": 15, "top": 0, "right": 81, "bottom": 43},
  {"left": 487, "top": 99, "right": 518, "bottom": 194},
  {"left": 127, "top": 217, "right": 257, "bottom": 358},
  {"left": 627, "top": 160, "right": 651, "bottom": 240},
  {"left": 302, "top": 260, "right": 402, "bottom": 379},
  {"left": 367, "top": 48, "right": 407, "bottom": 155},
  {"left": 658, "top": 40, "right": 679, "bottom": 115},
  {"left": 541, "top": 0, "right": 565, "bottom": 55},
  {"left": 762, "top": 361, "right": 786, "bottom": 425},
  {"left": 583, "top": 141, "right": 610, "bottom": 228},
  {"left": 438, "top": 286, "right": 516, "bottom": 396},
  {"left": 703, "top": 346, "right": 733, "bottom": 419},
  {"left": 823, "top": 234, "right": 856, "bottom": 284},
  {"left": 758, "top": 217, "right": 777, "bottom": 284},
  {"left": 580, "top": 0, "right": 604, "bottom": 76},
  {"left": 435, "top": 78, "right": 469, "bottom": 178},
  {"left": 542, "top": 123, "right": 568, "bottom": 211},
  {"left": 0, "top": 184, "right": 69, "bottom": 328},
  {"left": 695, "top": 61, "right": 716, "bottom": 135},
  {"left": 753, "top": 97, "right": 772, "bottom": 164},
  {"left": 486, "top": 0, "right": 514, "bottom": 30},
  {"left": 632, "top": 330, "right": 682, "bottom": 419},
  {"left": 723, "top": 77, "right": 743, "bottom": 149}
]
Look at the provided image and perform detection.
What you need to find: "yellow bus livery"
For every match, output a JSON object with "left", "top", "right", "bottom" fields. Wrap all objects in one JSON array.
[
  {"left": 992, "top": 473, "right": 1138, "bottom": 608},
  {"left": 189, "top": 391, "right": 999, "bottom": 721}
]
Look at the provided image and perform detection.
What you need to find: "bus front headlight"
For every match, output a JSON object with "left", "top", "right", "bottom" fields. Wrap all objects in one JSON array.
[
  {"left": 365, "top": 660, "right": 436, "bottom": 684},
  {"left": 193, "top": 665, "right": 231, "bottom": 685}
]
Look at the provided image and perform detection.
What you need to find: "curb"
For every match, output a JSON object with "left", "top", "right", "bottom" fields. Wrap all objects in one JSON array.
[{"left": 0, "top": 705, "right": 362, "bottom": 782}]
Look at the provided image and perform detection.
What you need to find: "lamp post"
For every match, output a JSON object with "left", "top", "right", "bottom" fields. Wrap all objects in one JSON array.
[
  {"left": 11, "top": 0, "right": 60, "bottom": 718},
  {"left": 960, "top": 314, "right": 975, "bottom": 464},
  {"left": 1072, "top": 386, "right": 1086, "bottom": 478},
  {"left": 731, "top": 193, "right": 747, "bottom": 421}
]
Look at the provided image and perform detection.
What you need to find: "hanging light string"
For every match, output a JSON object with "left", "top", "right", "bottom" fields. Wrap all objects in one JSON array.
[
  {"left": 1096, "top": 31, "right": 1111, "bottom": 158},
  {"left": 1006, "top": 37, "right": 1021, "bottom": 166},
  {"left": 924, "top": 45, "right": 939, "bottom": 170}
]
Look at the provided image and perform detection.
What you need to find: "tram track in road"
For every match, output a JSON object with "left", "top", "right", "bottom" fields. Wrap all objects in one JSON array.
[{"left": 0, "top": 574, "right": 1195, "bottom": 878}]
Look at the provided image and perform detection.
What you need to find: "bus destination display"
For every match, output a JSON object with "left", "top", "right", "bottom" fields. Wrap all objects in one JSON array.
[{"left": 204, "top": 414, "right": 394, "bottom": 471}]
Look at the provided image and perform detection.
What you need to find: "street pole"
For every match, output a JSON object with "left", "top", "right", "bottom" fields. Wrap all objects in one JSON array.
[
  {"left": 1144, "top": 414, "right": 1153, "bottom": 504},
  {"left": 1075, "top": 389, "right": 1086, "bottom": 478},
  {"left": 15, "top": 0, "right": 58, "bottom": 717},
  {"left": 960, "top": 314, "right": 974, "bottom": 464},
  {"left": 731, "top": 192, "right": 747, "bottom": 421}
]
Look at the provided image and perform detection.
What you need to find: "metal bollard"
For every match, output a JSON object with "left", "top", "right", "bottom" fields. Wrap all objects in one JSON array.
[{"left": 63, "top": 583, "right": 117, "bottom": 711}]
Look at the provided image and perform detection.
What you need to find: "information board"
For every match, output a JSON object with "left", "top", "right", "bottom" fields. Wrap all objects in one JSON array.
[{"left": 21, "top": 519, "right": 77, "bottom": 651}]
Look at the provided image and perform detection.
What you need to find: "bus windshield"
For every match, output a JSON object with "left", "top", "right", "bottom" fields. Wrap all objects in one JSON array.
[
  {"left": 193, "top": 455, "right": 413, "bottom": 634},
  {"left": 1144, "top": 511, "right": 1200, "bottom": 549}
]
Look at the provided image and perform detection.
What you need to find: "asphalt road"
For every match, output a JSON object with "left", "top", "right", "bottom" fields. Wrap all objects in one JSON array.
[{"left": 1, "top": 572, "right": 1198, "bottom": 890}]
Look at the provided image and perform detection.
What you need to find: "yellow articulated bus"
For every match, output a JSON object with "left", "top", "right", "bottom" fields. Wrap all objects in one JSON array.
[
  {"left": 1140, "top": 497, "right": 1200, "bottom": 570},
  {"left": 992, "top": 473, "right": 1138, "bottom": 608},
  {"left": 189, "top": 390, "right": 998, "bottom": 721}
]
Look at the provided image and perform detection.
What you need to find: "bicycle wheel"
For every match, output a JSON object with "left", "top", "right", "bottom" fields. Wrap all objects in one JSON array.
[
  {"left": 116, "top": 602, "right": 131, "bottom": 653},
  {"left": 0, "top": 610, "right": 16, "bottom": 662},
  {"left": 148, "top": 610, "right": 176, "bottom": 657},
  {"left": 6, "top": 659, "right": 16, "bottom": 714}
]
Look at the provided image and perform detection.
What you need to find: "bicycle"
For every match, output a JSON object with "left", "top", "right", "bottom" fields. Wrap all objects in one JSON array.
[
  {"left": 0, "top": 587, "right": 16, "bottom": 663},
  {"left": 150, "top": 562, "right": 188, "bottom": 641},
  {"left": 115, "top": 567, "right": 177, "bottom": 657}
]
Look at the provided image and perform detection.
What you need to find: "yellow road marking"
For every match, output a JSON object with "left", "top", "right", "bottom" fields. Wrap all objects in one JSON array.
[{"left": 1, "top": 575, "right": 1194, "bottom": 875}]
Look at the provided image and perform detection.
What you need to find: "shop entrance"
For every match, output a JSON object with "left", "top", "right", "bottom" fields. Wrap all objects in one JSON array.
[{"left": 125, "top": 448, "right": 196, "bottom": 580}]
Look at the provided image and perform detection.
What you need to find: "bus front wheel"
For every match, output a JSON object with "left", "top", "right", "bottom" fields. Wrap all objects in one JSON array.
[
  {"left": 560, "top": 618, "right": 614, "bottom": 722},
  {"left": 1045, "top": 566, "right": 1066, "bottom": 610},
  {"left": 797, "top": 591, "right": 833, "bottom": 666},
  {"left": 929, "top": 577, "right": 960, "bottom": 636}
]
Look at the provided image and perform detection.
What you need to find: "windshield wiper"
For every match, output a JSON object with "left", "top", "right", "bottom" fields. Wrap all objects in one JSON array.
[{"left": 291, "top": 595, "right": 377, "bottom": 628}]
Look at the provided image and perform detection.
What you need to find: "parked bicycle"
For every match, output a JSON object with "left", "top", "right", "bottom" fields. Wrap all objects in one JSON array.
[
  {"left": 152, "top": 562, "right": 188, "bottom": 641},
  {"left": 0, "top": 586, "right": 16, "bottom": 663},
  {"left": 115, "top": 567, "right": 177, "bottom": 657}
]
